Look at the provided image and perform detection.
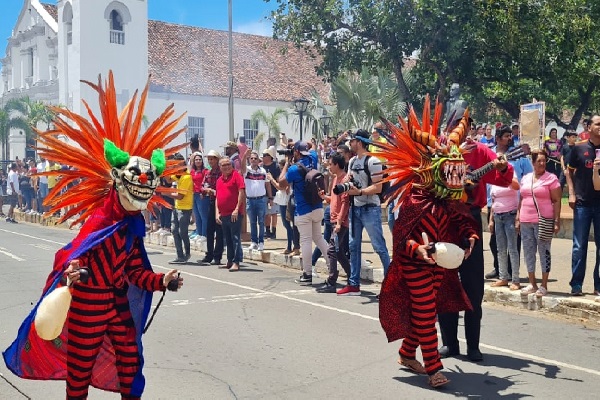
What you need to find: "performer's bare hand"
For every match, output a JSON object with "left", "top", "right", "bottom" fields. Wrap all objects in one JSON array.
[
  {"left": 464, "top": 237, "right": 476, "bottom": 260},
  {"left": 163, "top": 269, "right": 183, "bottom": 289},
  {"left": 64, "top": 259, "right": 82, "bottom": 284},
  {"left": 415, "top": 245, "right": 436, "bottom": 264}
]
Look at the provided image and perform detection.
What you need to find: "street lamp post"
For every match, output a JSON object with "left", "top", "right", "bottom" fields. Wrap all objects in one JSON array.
[
  {"left": 293, "top": 98, "right": 310, "bottom": 141},
  {"left": 319, "top": 115, "right": 332, "bottom": 138}
]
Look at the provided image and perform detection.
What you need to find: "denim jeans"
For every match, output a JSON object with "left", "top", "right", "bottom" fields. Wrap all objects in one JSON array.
[
  {"left": 387, "top": 202, "right": 395, "bottom": 233},
  {"left": 327, "top": 225, "right": 350, "bottom": 284},
  {"left": 172, "top": 209, "right": 192, "bottom": 259},
  {"left": 348, "top": 205, "right": 390, "bottom": 287},
  {"left": 247, "top": 196, "right": 267, "bottom": 244},
  {"left": 205, "top": 200, "right": 223, "bottom": 261},
  {"left": 221, "top": 215, "right": 243, "bottom": 263},
  {"left": 570, "top": 204, "right": 600, "bottom": 291},
  {"left": 279, "top": 205, "right": 294, "bottom": 251},
  {"left": 493, "top": 211, "right": 520, "bottom": 283},
  {"left": 295, "top": 208, "right": 329, "bottom": 275},
  {"left": 312, "top": 205, "right": 332, "bottom": 265},
  {"left": 192, "top": 193, "right": 210, "bottom": 236}
]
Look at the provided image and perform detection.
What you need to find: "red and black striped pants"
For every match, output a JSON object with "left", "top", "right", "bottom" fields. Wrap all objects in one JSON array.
[
  {"left": 399, "top": 265, "right": 445, "bottom": 376},
  {"left": 66, "top": 287, "right": 140, "bottom": 400}
]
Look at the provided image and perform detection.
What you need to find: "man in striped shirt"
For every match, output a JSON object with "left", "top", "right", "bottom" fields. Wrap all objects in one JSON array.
[{"left": 242, "top": 151, "right": 272, "bottom": 251}]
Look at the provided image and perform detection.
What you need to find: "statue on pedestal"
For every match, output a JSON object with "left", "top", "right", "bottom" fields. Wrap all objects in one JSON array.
[{"left": 444, "top": 83, "right": 469, "bottom": 127}]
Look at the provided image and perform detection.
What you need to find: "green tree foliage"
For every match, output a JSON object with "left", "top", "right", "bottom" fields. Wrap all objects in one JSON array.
[
  {"left": 0, "top": 99, "right": 30, "bottom": 160},
  {"left": 269, "top": 0, "right": 600, "bottom": 128}
]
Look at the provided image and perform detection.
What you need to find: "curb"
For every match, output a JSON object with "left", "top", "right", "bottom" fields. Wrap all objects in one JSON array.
[
  {"left": 145, "top": 231, "right": 386, "bottom": 284},
  {"left": 12, "top": 210, "right": 600, "bottom": 322}
]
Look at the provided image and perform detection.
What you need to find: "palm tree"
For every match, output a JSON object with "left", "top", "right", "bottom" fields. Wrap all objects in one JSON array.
[
  {"left": 251, "top": 108, "right": 289, "bottom": 150},
  {"left": 0, "top": 98, "right": 30, "bottom": 161},
  {"left": 331, "top": 68, "right": 408, "bottom": 131}
]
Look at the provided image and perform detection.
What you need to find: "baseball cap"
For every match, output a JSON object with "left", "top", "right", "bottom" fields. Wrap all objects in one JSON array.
[
  {"left": 293, "top": 141, "right": 311, "bottom": 155},
  {"left": 349, "top": 129, "right": 370, "bottom": 141}
]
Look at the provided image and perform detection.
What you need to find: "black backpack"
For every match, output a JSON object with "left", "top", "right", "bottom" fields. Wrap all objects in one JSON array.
[
  {"left": 296, "top": 162, "right": 325, "bottom": 206},
  {"left": 350, "top": 155, "right": 389, "bottom": 203}
]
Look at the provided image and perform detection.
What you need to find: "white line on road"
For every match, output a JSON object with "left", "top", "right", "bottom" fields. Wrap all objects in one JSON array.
[
  {"left": 0, "top": 247, "right": 25, "bottom": 261},
  {"left": 154, "top": 264, "right": 600, "bottom": 378},
  {"left": 0, "top": 229, "right": 66, "bottom": 246}
]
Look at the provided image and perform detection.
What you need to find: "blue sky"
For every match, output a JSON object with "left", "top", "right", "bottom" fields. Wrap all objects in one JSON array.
[{"left": 0, "top": 0, "right": 277, "bottom": 65}]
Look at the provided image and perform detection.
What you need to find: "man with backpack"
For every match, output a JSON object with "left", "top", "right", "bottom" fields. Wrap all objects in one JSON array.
[
  {"left": 278, "top": 141, "right": 329, "bottom": 285},
  {"left": 337, "top": 129, "right": 390, "bottom": 296}
]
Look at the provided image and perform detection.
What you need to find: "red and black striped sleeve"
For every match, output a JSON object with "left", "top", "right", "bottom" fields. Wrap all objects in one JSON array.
[{"left": 125, "top": 245, "right": 166, "bottom": 292}]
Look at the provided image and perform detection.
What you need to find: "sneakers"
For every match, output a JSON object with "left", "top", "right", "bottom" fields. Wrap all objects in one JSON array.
[
  {"left": 521, "top": 284, "right": 537, "bottom": 295},
  {"left": 248, "top": 242, "right": 258, "bottom": 251},
  {"left": 258, "top": 243, "right": 264, "bottom": 252},
  {"left": 168, "top": 258, "right": 186, "bottom": 264},
  {"left": 294, "top": 273, "right": 312, "bottom": 285},
  {"left": 336, "top": 285, "right": 361, "bottom": 296},
  {"left": 197, "top": 257, "right": 212, "bottom": 265},
  {"left": 5, "top": 217, "right": 17, "bottom": 224},
  {"left": 189, "top": 232, "right": 199, "bottom": 240},
  {"left": 210, "top": 259, "right": 223, "bottom": 266},
  {"left": 571, "top": 286, "right": 583, "bottom": 296},
  {"left": 316, "top": 281, "right": 337, "bottom": 293},
  {"left": 485, "top": 270, "right": 499, "bottom": 279}
]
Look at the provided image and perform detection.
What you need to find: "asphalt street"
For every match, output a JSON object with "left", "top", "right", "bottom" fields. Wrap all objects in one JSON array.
[{"left": 1, "top": 223, "right": 600, "bottom": 399}]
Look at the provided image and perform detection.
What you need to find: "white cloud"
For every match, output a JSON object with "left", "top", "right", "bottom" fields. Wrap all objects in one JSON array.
[{"left": 234, "top": 21, "right": 273, "bottom": 37}]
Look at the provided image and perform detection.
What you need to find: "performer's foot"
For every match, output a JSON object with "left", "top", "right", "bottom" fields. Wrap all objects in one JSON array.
[
  {"left": 428, "top": 371, "right": 450, "bottom": 388},
  {"left": 439, "top": 345, "right": 460, "bottom": 358},
  {"left": 467, "top": 347, "right": 483, "bottom": 362},
  {"left": 398, "top": 357, "right": 426, "bottom": 374}
]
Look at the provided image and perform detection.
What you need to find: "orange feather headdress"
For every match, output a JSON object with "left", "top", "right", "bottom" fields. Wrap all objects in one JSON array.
[
  {"left": 35, "top": 71, "right": 188, "bottom": 226},
  {"left": 367, "top": 95, "right": 470, "bottom": 206}
]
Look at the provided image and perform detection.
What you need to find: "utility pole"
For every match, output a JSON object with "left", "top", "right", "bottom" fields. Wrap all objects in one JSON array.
[{"left": 228, "top": 0, "right": 234, "bottom": 142}]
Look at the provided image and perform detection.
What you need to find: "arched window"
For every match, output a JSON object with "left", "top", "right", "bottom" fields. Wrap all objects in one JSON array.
[
  {"left": 110, "top": 10, "right": 123, "bottom": 31},
  {"left": 105, "top": 2, "right": 131, "bottom": 45},
  {"left": 62, "top": 3, "right": 73, "bottom": 45}
]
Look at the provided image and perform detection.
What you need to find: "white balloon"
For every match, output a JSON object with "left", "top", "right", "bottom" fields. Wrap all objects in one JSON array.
[
  {"left": 34, "top": 286, "right": 72, "bottom": 340},
  {"left": 432, "top": 242, "right": 465, "bottom": 269}
]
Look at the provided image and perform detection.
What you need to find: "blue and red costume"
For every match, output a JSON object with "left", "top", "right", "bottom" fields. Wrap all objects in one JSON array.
[{"left": 3, "top": 188, "right": 167, "bottom": 399}]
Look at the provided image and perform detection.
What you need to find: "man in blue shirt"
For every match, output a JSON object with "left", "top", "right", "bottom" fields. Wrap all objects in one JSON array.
[{"left": 279, "top": 141, "right": 329, "bottom": 285}]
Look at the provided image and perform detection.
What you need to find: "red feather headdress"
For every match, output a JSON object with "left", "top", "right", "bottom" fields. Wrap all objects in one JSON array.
[{"left": 35, "top": 71, "right": 188, "bottom": 226}]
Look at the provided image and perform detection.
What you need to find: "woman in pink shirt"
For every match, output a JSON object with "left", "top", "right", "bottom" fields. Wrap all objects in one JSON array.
[
  {"left": 489, "top": 174, "right": 521, "bottom": 290},
  {"left": 516, "top": 150, "right": 562, "bottom": 297}
]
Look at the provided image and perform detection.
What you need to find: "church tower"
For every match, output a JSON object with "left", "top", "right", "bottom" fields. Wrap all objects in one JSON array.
[{"left": 57, "top": 0, "right": 148, "bottom": 115}]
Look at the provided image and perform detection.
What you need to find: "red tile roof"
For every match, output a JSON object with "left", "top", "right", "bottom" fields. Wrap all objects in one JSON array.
[
  {"left": 38, "top": 5, "right": 330, "bottom": 102},
  {"left": 41, "top": 3, "right": 58, "bottom": 22},
  {"left": 147, "top": 20, "right": 329, "bottom": 102}
]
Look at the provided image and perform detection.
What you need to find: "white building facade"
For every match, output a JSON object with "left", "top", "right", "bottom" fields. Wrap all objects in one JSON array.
[{"left": 1, "top": 0, "right": 330, "bottom": 160}]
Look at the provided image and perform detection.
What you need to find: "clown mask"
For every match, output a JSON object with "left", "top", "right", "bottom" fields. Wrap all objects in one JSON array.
[{"left": 111, "top": 156, "right": 160, "bottom": 211}]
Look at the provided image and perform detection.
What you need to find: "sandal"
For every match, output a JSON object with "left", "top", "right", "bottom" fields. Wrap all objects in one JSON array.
[
  {"left": 509, "top": 283, "right": 521, "bottom": 291},
  {"left": 535, "top": 286, "right": 547, "bottom": 297},
  {"left": 428, "top": 371, "right": 450, "bottom": 388},
  {"left": 398, "top": 357, "right": 426, "bottom": 374},
  {"left": 521, "top": 284, "right": 537, "bottom": 295},
  {"left": 491, "top": 280, "right": 509, "bottom": 287}
]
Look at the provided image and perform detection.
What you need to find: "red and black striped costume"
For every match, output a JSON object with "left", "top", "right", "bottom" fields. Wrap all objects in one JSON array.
[
  {"left": 379, "top": 189, "right": 478, "bottom": 376},
  {"left": 66, "top": 229, "right": 165, "bottom": 398}
]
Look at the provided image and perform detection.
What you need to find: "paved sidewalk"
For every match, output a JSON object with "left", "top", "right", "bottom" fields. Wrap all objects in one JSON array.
[{"left": 10, "top": 207, "right": 600, "bottom": 322}]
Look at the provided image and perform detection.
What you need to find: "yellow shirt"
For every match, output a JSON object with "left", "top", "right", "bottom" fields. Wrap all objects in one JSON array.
[
  {"left": 174, "top": 173, "right": 193, "bottom": 210},
  {"left": 369, "top": 136, "right": 388, "bottom": 160},
  {"left": 47, "top": 164, "right": 61, "bottom": 189}
]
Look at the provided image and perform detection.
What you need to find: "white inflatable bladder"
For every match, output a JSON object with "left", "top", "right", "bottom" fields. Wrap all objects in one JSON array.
[
  {"left": 34, "top": 282, "right": 72, "bottom": 340},
  {"left": 431, "top": 242, "right": 465, "bottom": 269}
]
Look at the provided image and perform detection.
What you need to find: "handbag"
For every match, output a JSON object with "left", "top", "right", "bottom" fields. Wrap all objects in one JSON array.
[{"left": 531, "top": 177, "right": 554, "bottom": 241}]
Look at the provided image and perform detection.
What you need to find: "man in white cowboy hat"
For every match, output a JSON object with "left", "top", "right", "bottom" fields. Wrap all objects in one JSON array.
[
  {"left": 222, "top": 141, "right": 242, "bottom": 173},
  {"left": 198, "top": 150, "right": 225, "bottom": 266}
]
